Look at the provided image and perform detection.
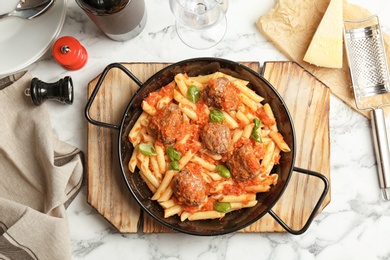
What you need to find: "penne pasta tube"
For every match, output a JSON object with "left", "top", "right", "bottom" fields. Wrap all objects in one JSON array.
[
  {"left": 203, "top": 171, "right": 223, "bottom": 181},
  {"left": 128, "top": 111, "right": 149, "bottom": 143},
  {"left": 179, "top": 103, "right": 198, "bottom": 121},
  {"left": 222, "top": 111, "right": 239, "bottom": 129},
  {"left": 157, "top": 185, "right": 174, "bottom": 202},
  {"left": 136, "top": 152, "right": 149, "bottom": 172},
  {"left": 142, "top": 133, "right": 156, "bottom": 143},
  {"left": 191, "top": 155, "right": 216, "bottom": 171},
  {"left": 156, "top": 96, "right": 172, "bottom": 109},
  {"left": 219, "top": 194, "right": 256, "bottom": 203},
  {"left": 239, "top": 93, "right": 258, "bottom": 112},
  {"left": 174, "top": 74, "right": 189, "bottom": 97},
  {"left": 230, "top": 200, "right": 258, "bottom": 210},
  {"left": 141, "top": 100, "right": 157, "bottom": 116},
  {"left": 159, "top": 199, "right": 175, "bottom": 209},
  {"left": 235, "top": 110, "right": 250, "bottom": 125},
  {"left": 201, "top": 150, "right": 222, "bottom": 161},
  {"left": 176, "top": 134, "right": 190, "bottom": 145},
  {"left": 128, "top": 148, "right": 138, "bottom": 173},
  {"left": 164, "top": 205, "right": 182, "bottom": 218},
  {"left": 187, "top": 211, "right": 225, "bottom": 221},
  {"left": 234, "top": 81, "right": 264, "bottom": 103},
  {"left": 189, "top": 72, "right": 220, "bottom": 83},
  {"left": 173, "top": 89, "right": 196, "bottom": 110},
  {"left": 209, "top": 179, "right": 234, "bottom": 193},
  {"left": 262, "top": 147, "right": 281, "bottom": 176},
  {"left": 151, "top": 170, "right": 175, "bottom": 200},
  {"left": 178, "top": 142, "right": 201, "bottom": 170},
  {"left": 245, "top": 184, "right": 271, "bottom": 193},
  {"left": 143, "top": 169, "right": 160, "bottom": 188},
  {"left": 261, "top": 141, "right": 275, "bottom": 170},
  {"left": 139, "top": 171, "right": 157, "bottom": 193},
  {"left": 150, "top": 156, "right": 162, "bottom": 180},
  {"left": 242, "top": 123, "right": 254, "bottom": 139},
  {"left": 155, "top": 143, "right": 166, "bottom": 174},
  {"left": 183, "top": 77, "right": 204, "bottom": 90},
  {"left": 180, "top": 211, "right": 191, "bottom": 222},
  {"left": 263, "top": 103, "right": 278, "bottom": 131},
  {"left": 231, "top": 129, "right": 244, "bottom": 146},
  {"left": 269, "top": 131, "right": 291, "bottom": 152}
]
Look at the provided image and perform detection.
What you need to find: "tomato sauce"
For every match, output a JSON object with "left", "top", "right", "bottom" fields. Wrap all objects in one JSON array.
[
  {"left": 195, "top": 99, "right": 209, "bottom": 127},
  {"left": 256, "top": 106, "right": 276, "bottom": 126},
  {"left": 145, "top": 83, "right": 174, "bottom": 106}
]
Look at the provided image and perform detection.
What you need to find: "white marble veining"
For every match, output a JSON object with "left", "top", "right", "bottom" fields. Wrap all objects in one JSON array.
[{"left": 22, "top": 0, "right": 390, "bottom": 259}]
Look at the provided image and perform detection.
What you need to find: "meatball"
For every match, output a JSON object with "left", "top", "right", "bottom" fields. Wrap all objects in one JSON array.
[
  {"left": 201, "top": 122, "right": 231, "bottom": 154},
  {"left": 172, "top": 169, "right": 207, "bottom": 206},
  {"left": 149, "top": 104, "right": 183, "bottom": 145},
  {"left": 226, "top": 145, "right": 261, "bottom": 181},
  {"left": 203, "top": 77, "right": 230, "bottom": 108}
]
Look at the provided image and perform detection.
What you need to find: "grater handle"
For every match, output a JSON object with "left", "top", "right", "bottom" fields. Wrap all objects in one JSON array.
[{"left": 370, "top": 108, "right": 390, "bottom": 200}]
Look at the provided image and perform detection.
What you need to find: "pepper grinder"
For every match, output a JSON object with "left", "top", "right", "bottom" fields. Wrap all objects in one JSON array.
[
  {"left": 75, "top": 0, "right": 147, "bottom": 41},
  {"left": 52, "top": 36, "right": 88, "bottom": 70},
  {"left": 25, "top": 76, "right": 73, "bottom": 106}
]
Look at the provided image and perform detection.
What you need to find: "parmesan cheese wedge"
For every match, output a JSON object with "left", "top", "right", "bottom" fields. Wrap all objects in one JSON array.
[{"left": 303, "top": 0, "right": 343, "bottom": 68}]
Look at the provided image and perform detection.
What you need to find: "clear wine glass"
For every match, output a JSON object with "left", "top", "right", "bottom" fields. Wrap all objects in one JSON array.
[{"left": 169, "top": 0, "right": 229, "bottom": 49}]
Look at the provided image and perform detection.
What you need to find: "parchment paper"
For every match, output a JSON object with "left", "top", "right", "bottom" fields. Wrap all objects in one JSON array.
[{"left": 256, "top": 0, "right": 390, "bottom": 118}]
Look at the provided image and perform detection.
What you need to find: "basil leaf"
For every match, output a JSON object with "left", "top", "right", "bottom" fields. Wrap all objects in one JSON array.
[
  {"left": 187, "top": 85, "right": 200, "bottom": 103},
  {"left": 138, "top": 143, "right": 157, "bottom": 156},
  {"left": 169, "top": 161, "right": 180, "bottom": 171},
  {"left": 251, "top": 131, "right": 262, "bottom": 143},
  {"left": 251, "top": 118, "right": 262, "bottom": 143},
  {"left": 253, "top": 118, "right": 261, "bottom": 130},
  {"left": 209, "top": 109, "right": 225, "bottom": 123},
  {"left": 167, "top": 147, "right": 181, "bottom": 162},
  {"left": 214, "top": 201, "right": 231, "bottom": 213},
  {"left": 216, "top": 164, "right": 231, "bottom": 178}
]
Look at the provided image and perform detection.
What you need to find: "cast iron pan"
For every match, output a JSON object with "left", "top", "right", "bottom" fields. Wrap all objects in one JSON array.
[{"left": 85, "top": 57, "right": 329, "bottom": 236}]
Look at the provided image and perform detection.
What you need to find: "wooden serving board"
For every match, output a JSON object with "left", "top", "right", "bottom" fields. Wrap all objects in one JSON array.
[{"left": 86, "top": 61, "right": 331, "bottom": 233}]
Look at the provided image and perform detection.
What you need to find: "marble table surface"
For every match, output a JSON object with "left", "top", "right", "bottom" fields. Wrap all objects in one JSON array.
[{"left": 22, "top": 0, "right": 390, "bottom": 259}]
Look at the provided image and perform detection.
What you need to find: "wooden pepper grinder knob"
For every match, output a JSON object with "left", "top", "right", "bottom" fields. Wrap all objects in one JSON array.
[
  {"left": 25, "top": 76, "right": 74, "bottom": 106},
  {"left": 52, "top": 36, "right": 88, "bottom": 70}
]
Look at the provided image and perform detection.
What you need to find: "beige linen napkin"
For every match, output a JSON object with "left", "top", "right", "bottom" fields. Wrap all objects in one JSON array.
[{"left": 0, "top": 72, "right": 84, "bottom": 259}]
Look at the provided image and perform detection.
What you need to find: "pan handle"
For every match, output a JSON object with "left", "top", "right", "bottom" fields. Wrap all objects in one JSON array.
[
  {"left": 268, "top": 167, "right": 329, "bottom": 235},
  {"left": 85, "top": 63, "right": 143, "bottom": 130}
]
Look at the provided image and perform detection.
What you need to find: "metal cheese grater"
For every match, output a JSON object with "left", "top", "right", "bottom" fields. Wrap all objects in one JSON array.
[{"left": 344, "top": 15, "right": 390, "bottom": 200}]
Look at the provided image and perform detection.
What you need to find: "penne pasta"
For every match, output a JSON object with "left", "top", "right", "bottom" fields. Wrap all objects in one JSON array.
[
  {"left": 219, "top": 194, "right": 256, "bottom": 203},
  {"left": 127, "top": 71, "right": 292, "bottom": 222},
  {"left": 142, "top": 100, "right": 157, "bottom": 116},
  {"left": 263, "top": 103, "right": 278, "bottom": 131},
  {"left": 128, "top": 111, "right": 149, "bottom": 143},
  {"left": 191, "top": 155, "right": 216, "bottom": 171},
  {"left": 230, "top": 200, "right": 258, "bottom": 210},
  {"left": 187, "top": 211, "right": 225, "bottom": 221},
  {"left": 179, "top": 103, "right": 198, "bottom": 121},
  {"left": 242, "top": 123, "right": 254, "bottom": 139},
  {"left": 222, "top": 111, "right": 239, "bottom": 129},
  {"left": 164, "top": 205, "right": 182, "bottom": 218},
  {"left": 239, "top": 93, "right": 259, "bottom": 112},
  {"left": 233, "top": 80, "right": 264, "bottom": 103},
  {"left": 151, "top": 170, "right": 175, "bottom": 200},
  {"left": 174, "top": 73, "right": 189, "bottom": 96},
  {"left": 269, "top": 131, "right": 291, "bottom": 152},
  {"left": 155, "top": 143, "right": 166, "bottom": 174},
  {"left": 173, "top": 89, "right": 196, "bottom": 110}
]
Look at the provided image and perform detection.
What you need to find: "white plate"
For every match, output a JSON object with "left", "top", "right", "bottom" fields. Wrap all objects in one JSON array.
[{"left": 0, "top": 0, "right": 67, "bottom": 77}]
